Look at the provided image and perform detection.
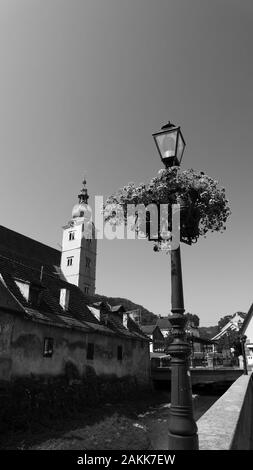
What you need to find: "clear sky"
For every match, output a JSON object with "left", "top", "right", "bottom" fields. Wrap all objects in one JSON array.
[{"left": 0, "top": 0, "right": 252, "bottom": 326}]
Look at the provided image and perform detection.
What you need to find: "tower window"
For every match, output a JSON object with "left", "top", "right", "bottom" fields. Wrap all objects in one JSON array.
[
  {"left": 84, "top": 285, "right": 89, "bottom": 294},
  {"left": 86, "top": 257, "right": 91, "bottom": 268},
  {"left": 67, "top": 257, "right": 73, "bottom": 266},
  {"left": 87, "top": 343, "right": 94, "bottom": 360},
  {"left": 43, "top": 338, "right": 54, "bottom": 358},
  {"left": 117, "top": 345, "right": 123, "bottom": 361},
  {"left": 69, "top": 231, "right": 75, "bottom": 241}
]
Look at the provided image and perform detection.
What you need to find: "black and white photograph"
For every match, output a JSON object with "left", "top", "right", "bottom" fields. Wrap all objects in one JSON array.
[{"left": 0, "top": 0, "right": 252, "bottom": 460}]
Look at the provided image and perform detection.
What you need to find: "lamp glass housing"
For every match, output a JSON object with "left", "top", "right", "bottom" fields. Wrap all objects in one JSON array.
[{"left": 153, "top": 126, "right": 185, "bottom": 167}]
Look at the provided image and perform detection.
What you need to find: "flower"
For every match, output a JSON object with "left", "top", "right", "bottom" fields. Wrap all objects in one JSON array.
[{"left": 104, "top": 167, "right": 231, "bottom": 250}]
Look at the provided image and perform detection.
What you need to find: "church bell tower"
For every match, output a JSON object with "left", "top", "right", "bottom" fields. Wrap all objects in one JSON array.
[{"left": 60, "top": 178, "right": 97, "bottom": 295}]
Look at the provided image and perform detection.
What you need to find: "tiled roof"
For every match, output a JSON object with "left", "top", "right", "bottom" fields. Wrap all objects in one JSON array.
[
  {"left": 156, "top": 317, "right": 171, "bottom": 330},
  {"left": 0, "top": 245, "right": 148, "bottom": 342},
  {"left": 0, "top": 250, "right": 99, "bottom": 331},
  {"left": 140, "top": 325, "right": 157, "bottom": 335},
  {"left": 87, "top": 302, "right": 148, "bottom": 341},
  {"left": 0, "top": 225, "right": 60, "bottom": 266},
  {"left": 106, "top": 313, "right": 135, "bottom": 338}
]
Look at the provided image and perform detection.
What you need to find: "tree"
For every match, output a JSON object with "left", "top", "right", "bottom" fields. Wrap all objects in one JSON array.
[
  {"left": 216, "top": 329, "right": 240, "bottom": 354},
  {"left": 218, "top": 315, "right": 232, "bottom": 331},
  {"left": 185, "top": 312, "right": 200, "bottom": 328}
]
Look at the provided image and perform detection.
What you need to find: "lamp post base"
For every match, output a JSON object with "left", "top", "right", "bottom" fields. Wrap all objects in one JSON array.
[{"left": 168, "top": 432, "right": 199, "bottom": 450}]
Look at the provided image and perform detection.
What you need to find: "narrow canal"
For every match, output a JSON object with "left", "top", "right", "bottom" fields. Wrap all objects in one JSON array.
[
  {"left": 136, "top": 385, "right": 224, "bottom": 449},
  {"left": 0, "top": 382, "right": 232, "bottom": 450}
]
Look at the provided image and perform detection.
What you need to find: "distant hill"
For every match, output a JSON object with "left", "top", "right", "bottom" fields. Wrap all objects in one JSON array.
[
  {"left": 199, "top": 326, "right": 219, "bottom": 340},
  {"left": 85, "top": 293, "right": 158, "bottom": 325}
]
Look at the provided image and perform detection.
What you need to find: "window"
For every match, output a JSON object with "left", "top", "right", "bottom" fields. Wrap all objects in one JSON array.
[
  {"left": 84, "top": 285, "right": 89, "bottom": 294},
  {"left": 15, "top": 279, "right": 30, "bottom": 301},
  {"left": 86, "top": 257, "right": 91, "bottom": 268},
  {"left": 15, "top": 279, "right": 43, "bottom": 306},
  {"left": 87, "top": 343, "right": 94, "bottom": 360},
  {"left": 59, "top": 288, "right": 70, "bottom": 310},
  {"left": 43, "top": 338, "right": 54, "bottom": 358},
  {"left": 29, "top": 286, "right": 41, "bottom": 306},
  {"left": 67, "top": 257, "right": 73, "bottom": 266},
  {"left": 117, "top": 345, "right": 123, "bottom": 361},
  {"left": 69, "top": 231, "right": 75, "bottom": 241}
]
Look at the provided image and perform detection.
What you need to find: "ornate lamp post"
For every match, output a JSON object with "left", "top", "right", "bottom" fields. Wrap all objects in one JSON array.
[{"left": 152, "top": 122, "right": 199, "bottom": 450}]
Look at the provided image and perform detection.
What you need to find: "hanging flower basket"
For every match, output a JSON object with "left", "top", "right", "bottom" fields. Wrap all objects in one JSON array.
[
  {"left": 178, "top": 201, "right": 201, "bottom": 244},
  {"left": 104, "top": 167, "right": 231, "bottom": 250}
]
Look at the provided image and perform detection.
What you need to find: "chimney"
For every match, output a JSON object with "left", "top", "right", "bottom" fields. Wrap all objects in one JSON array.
[
  {"left": 60, "top": 288, "right": 70, "bottom": 311},
  {"left": 99, "top": 302, "right": 110, "bottom": 325}
]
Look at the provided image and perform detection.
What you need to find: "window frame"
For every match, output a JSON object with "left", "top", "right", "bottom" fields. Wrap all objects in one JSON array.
[
  {"left": 43, "top": 337, "right": 54, "bottom": 358},
  {"left": 67, "top": 256, "right": 74, "bottom": 266},
  {"left": 87, "top": 342, "right": 94, "bottom": 360},
  {"left": 69, "top": 231, "right": 75, "bottom": 241},
  {"left": 117, "top": 345, "right": 123, "bottom": 361}
]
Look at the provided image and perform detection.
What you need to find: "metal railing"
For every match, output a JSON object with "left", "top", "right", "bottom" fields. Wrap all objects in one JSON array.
[
  {"left": 190, "top": 353, "right": 240, "bottom": 369},
  {"left": 151, "top": 352, "right": 241, "bottom": 370}
]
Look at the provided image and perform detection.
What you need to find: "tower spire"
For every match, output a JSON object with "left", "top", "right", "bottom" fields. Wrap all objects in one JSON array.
[{"left": 78, "top": 177, "right": 89, "bottom": 204}]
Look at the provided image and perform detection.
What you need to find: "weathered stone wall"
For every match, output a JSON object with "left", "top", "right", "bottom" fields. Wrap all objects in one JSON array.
[
  {"left": 0, "top": 310, "right": 150, "bottom": 385},
  {"left": 0, "top": 373, "right": 149, "bottom": 433},
  {"left": 230, "top": 373, "right": 253, "bottom": 449},
  {"left": 0, "top": 309, "right": 151, "bottom": 433}
]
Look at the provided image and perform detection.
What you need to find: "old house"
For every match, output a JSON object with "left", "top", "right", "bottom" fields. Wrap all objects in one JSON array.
[
  {"left": 0, "top": 250, "right": 150, "bottom": 384},
  {"left": 140, "top": 325, "right": 164, "bottom": 353},
  {"left": 211, "top": 312, "right": 247, "bottom": 342},
  {"left": 156, "top": 316, "right": 172, "bottom": 338},
  {"left": 0, "top": 181, "right": 150, "bottom": 426},
  {"left": 156, "top": 315, "right": 212, "bottom": 355}
]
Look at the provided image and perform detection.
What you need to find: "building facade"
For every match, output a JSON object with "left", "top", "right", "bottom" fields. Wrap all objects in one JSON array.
[{"left": 140, "top": 325, "right": 165, "bottom": 353}]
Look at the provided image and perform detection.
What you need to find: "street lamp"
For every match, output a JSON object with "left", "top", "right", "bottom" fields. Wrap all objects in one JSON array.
[
  {"left": 153, "top": 121, "right": 198, "bottom": 450},
  {"left": 152, "top": 121, "right": 186, "bottom": 168}
]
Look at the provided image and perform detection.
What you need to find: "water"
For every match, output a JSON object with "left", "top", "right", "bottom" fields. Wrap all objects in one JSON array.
[{"left": 136, "top": 390, "right": 223, "bottom": 450}]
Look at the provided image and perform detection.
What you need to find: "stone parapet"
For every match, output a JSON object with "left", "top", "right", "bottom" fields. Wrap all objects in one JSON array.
[{"left": 197, "top": 373, "right": 253, "bottom": 450}]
